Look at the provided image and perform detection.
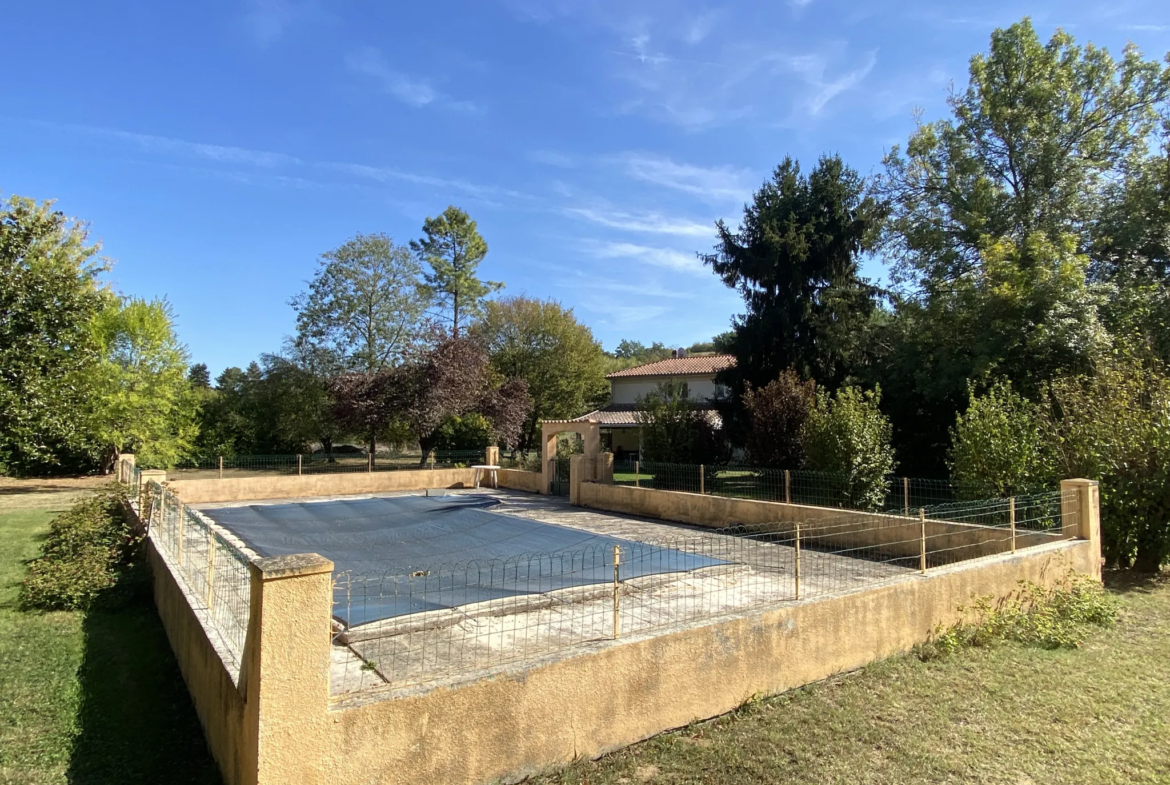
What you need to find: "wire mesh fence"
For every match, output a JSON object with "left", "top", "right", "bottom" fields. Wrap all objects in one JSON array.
[
  {"left": 330, "top": 488, "right": 1078, "bottom": 695},
  {"left": 159, "top": 449, "right": 488, "bottom": 479},
  {"left": 611, "top": 461, "right": 1025, "bottom": 513},
  {"left": 142, "top": 479, "right": 254, "bottom": 675}
]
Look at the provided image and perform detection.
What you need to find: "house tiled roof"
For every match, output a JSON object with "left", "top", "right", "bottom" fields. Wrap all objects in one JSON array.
[
  {"left": 605, "top": 354, "right": 735, "bottom": 379},
  {"left": 570, "top": 404, "right": 722, "bottom": 429}
]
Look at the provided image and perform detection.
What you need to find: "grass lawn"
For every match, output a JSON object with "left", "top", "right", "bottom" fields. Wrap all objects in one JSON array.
[
  {"left": 0, "top": 505, "right": 220, "bottom": 785},
  {"left": 1, "top": 488, "right": 1167, "bottom": 785}
]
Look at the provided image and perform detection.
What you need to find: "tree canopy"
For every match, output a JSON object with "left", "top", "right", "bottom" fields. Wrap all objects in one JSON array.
[
  {"left": 292, "top": 233, "right": 429, "bottom": 373},
  {"left": 411, "top": 206, "right": 501, "bottom": 336},
  {"left": 704, "top": 155, "right": 883, "bottom": 395},
  {"left": 472, "top": 296, "right": 608, "bottom": 454}
]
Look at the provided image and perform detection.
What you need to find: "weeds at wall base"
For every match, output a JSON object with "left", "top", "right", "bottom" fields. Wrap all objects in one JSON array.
[{"left": 914, "top": 569, "right": 1118, "bottom": 660}]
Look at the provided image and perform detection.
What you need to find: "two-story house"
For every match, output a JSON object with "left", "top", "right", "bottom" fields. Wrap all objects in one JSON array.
[{"left": 570, "top": 351, "right": 735, "bottom": 459}]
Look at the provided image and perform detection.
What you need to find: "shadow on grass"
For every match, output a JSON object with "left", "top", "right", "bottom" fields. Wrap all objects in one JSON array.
[
  {"left": 1103, "top": 568, "right": 1168, "bottom": 596},
  {"left": 66, "top": 577, "right": 222, "bottom": 785}
]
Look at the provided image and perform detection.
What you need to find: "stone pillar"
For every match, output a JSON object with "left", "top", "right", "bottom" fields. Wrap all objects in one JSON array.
[
  {"left": 1061, "top": 479, "right": 1101, "bottom": 580},
  {"left": 138, "top": 470, "right": 167, "bottom": 520},
  {"left": 569, "top": 454, "right": 587, "bottom": 506},
  {"left": 597, "top": 452, "right": 614, "bottom": 485},
  {"left": 241, "top": 553, "right": 333, "bottom": 785},
  {"left": 117, "top": 453, "right": 136, "bottom": 483},
  {"left": 485, "top": 446, "right": 499, "bottom": 465}
]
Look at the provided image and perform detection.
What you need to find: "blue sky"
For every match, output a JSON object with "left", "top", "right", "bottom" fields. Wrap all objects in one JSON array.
[{"left": 3, "top": 1, "right": 1168, "bottom": 375}]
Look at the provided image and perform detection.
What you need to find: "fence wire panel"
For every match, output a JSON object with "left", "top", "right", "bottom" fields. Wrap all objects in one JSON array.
[
  {"left": 146, "top": 481, "right": 252, "bottom": 674},
  {"left": 611, "top": 462, "right": 1025, "bottom": 513},
  {"left": 330, "top": 489, "right": 1077, "bottom": 695},
  {"left": 164, "top": 450, "right": 488, "bottom": 479}
]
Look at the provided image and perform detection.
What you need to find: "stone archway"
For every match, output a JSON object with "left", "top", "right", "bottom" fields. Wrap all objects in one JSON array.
[{"left": 540, "top": 419, "right": 600, "bottom": 495}]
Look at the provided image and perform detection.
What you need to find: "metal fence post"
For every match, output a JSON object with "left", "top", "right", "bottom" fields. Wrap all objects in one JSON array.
[
  {"left": 612, "top": 545, "right": 621, "bottom": 639},
  {"left": 1009, "top": 497, "right": 1017, "bottom": 553},
  {"left": 205, "top": 530, "right": 217, "bottom": 607},
  {"left": 176, "top": 494, "right": 186, "bottom": 566},
  {"left": 919, "top": 507, "right": 927, "bottom": 574},
  {"left": 784, "top": 469, "right": 791, "bottom": 504},
  {"left": 699, "top": 464, "right": 705, "bottom": 495},
  {"left": 635, "top": 460, "right": 640, "bottom": 488},
  {"left": 903, "top": 476, "right": 910, "bottom": 516},
  {"left": 794, "top": 521, "right": 801, "bottom": 600},
  {"left": 218, "top": 455, "right": 223, "bottom": 480},
  {"left": 297, "top": 454, "right": 303, "bottom": 476}
]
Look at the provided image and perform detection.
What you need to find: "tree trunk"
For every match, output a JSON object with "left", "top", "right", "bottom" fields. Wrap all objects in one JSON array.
[
  {"left": 418, "top": 434, "right": 437, "bottom": 466},
  {"left": 321, "top": 436, "right": 335, "bottom": 463},
  {"left": 1133, "top": 541, "right": 1167, "bottom": 573}
]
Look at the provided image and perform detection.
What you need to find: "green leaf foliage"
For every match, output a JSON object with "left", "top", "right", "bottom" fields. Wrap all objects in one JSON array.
[
  {"left": 636, "top": 381, "right": 727, "bottom": 465},
  {"left": 292, "top": 232, "right": 429, "bottom": 373},
  {"left": 472, "top": 296, "right": 608, "bottom": 454},
  {"left": 85, "top": 297, "right": 198, "bottom": 470},
  {"left": 19, "top": 484, "right": 142, "bottom": 611},
  {"left": 705, "top": 155, "right": 883, "bottom": 395},
  {"left": 802, "top": 386, "right": 895, "bottom": 510},
  {"left": 411, "top": 206, "right": 501, "bottom": 335},
  {"left": 0, "top": 195, "right": 108, "bottom": 475},
  {"left": 948, "top": 381, "right": 1057, "bottom": 499}
]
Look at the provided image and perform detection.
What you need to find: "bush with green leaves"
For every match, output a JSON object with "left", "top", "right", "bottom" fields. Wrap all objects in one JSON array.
[
  {"left": 635, "top": 381, "right": 727, "bottom": 464},
  {"left": 916, "top": 570, "right": 1117, "bottom": 660},
  {"left": 948, "top": 381, "right": 1057, "bottom": 499},
  {"left": 20, "top": 484, "right": 142, "bottom": 611},
  {"left": 802, "top": 386, "right": 895, "bottom": 510},
  {"left": 1048, "top": 355, "right": 1170, "bottom": 571}
]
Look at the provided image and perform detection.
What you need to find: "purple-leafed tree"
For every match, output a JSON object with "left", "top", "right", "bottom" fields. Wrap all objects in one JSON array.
[{"left": 331, "top": 334, "right": 532, "bottom": 463}]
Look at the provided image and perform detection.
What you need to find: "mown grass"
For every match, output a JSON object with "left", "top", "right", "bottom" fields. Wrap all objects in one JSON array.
[{"left": 0, "top": 506, "right": 220, "bottom": 785}]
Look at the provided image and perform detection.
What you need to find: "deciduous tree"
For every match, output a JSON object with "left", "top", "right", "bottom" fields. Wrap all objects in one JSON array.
[
  {"left": 472, "top": 297, "right": 608, "bottom": 454},
  {"left": 0, "top": 196, "right": 107, "bottom": 474},
  {"left": 292, "top": 233, "right": 429, "bottom": 373}
]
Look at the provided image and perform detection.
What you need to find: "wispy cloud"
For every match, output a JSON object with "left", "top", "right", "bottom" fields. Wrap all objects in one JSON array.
[
  {"left": 243, "top": 0, "right": 310, "bottom": 46},
  {"left": 528, "top": 149, "right": 578, "bottom": 167},
  {"left": 617, "top": 152, "right": 751, "bottom": 204},
  {"left": 591, "top": 241, "right": 706, "bottom": 273},
  {"left": 323, "top": 162, "right": 532, "bottom": 201},
  {"left": 345, "top": 47, "right": 477, "bottom": 111},
  {"left": 784, "top": 49, "right": 878, "bottom": 115},
  {"left": 1118, "top": 23, "right": 1169, "bottom": 32},
  {"left": 565, "top": 206, "right": 713, "bottom": 238},
  {"left": 80, "top": 126, "right": 302, "bottom": 167},
  {"left": 789, "top": 0, "right": 815, "bottom": 8},
  {"left": 570, "top": 276, "right": 698, "bottom": 299},
  {"left": 33, "top": 120, "right": 528, "bottom": 205},
  {"left": 582, "top": 299, "right": 670, "bottom": 324},
  {"left": 683, "top": 11, "right": 720, "bottom": 45}
]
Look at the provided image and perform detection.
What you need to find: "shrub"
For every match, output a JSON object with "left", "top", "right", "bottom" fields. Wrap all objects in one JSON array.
[
  {"left": 742, "top": 368, "right": 816, "bottom": 468},
  {"left": 1047, "top": 355, "right": 1170, "bottom": 571},
  {"left": 916, "top": 570, "right": 1117, "bottom": 660},
  {"left": 802, "top": 386, "right": 895, "bottom": 510},
  {"left": 636, "top": 381, "right": 727, "bottom": 464},
  {"left": 948, "top": 380, "right": 1057, "bottom": 499},
  {"left": 19, "top": 484, "right": 142, "bottom": 611}
]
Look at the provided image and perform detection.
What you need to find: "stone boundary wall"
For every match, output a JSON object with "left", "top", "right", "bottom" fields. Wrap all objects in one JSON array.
[
  {"left": 168, "top": 467, "right": 478, "bottom": 504},
  {"left": 495, "top": 468, "right": 544, "bottom": 494},
  {"left": 574, "top": 480, "right": 1067, "bottom": 563}
]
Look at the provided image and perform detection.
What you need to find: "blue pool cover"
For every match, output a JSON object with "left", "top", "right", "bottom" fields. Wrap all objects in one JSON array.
[{"left": 199, "top": 494, "right": 724, "bottom": 626}]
